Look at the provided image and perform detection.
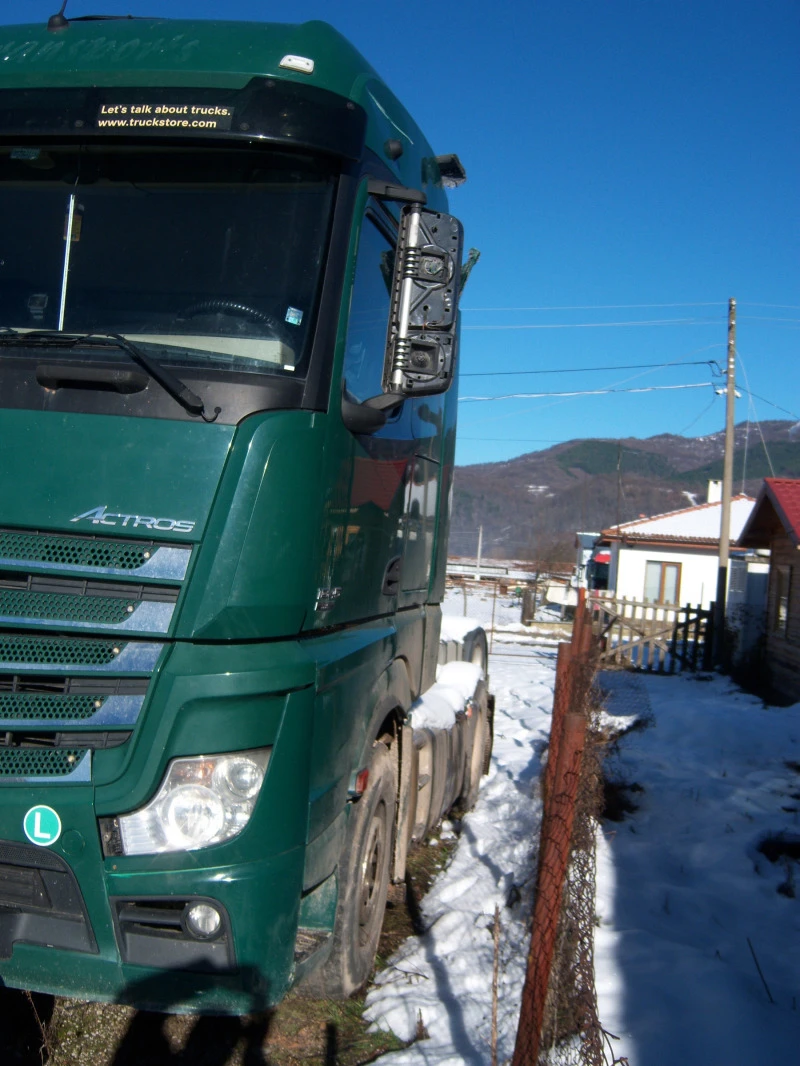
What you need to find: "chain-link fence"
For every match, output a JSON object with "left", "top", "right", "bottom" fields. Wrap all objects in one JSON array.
[{"left": 512, "top": 593, "right": 618, "bottom": 1066}]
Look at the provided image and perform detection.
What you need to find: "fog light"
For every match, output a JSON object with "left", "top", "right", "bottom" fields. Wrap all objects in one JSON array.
[{"left": 185, "top": 902, "right": 222, "bottom": 939}]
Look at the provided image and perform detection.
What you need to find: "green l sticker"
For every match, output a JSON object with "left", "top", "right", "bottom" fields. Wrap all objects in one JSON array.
[{"left": 23, "top": 805, "right": 62, "bottom": 847}]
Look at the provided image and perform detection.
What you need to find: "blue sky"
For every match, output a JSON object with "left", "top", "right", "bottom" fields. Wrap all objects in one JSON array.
[{"left": 11, "top": 1, "right": 800, "bottom": 466}]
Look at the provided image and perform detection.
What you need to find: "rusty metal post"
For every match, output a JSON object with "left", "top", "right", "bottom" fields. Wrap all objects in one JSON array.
[{"left": 513, "top": 711, "right": 588, "bottom": 1066}]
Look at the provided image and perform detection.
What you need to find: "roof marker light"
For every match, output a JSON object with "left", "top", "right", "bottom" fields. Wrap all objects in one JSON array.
[{"left": 279, "top": 55, "right": 315, "bottom": 75}]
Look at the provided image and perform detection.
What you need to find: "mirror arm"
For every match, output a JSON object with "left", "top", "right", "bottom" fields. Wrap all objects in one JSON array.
[
  {"left": 364, "top": 391, "right": 404, "bottom": 411},
  {"left": 367, "top": 179, "right": 427, "bottom": 205},
  {"left": 341, "top": 386, "right": 403, "bottom": 435}
]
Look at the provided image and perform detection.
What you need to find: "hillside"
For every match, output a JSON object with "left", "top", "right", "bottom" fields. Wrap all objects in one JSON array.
[{"left": 450, "top": 420, "right": 800, "bottom": 559}]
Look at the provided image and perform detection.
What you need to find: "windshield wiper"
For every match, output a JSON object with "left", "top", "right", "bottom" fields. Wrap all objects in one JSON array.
[{"left": 0, "top": 329, "right": 221, "bottom": 422}]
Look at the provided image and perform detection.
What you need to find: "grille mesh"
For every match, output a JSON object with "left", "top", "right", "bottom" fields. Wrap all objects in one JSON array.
[
  {"left": 0, "top": 694, "right": 104, "bottom": 720},
  {"left": 0, "top": 590, "right": 135, "bottom": 624},
  {"left": 0, "top": 748, "right": 86, "bottom": 777},
  {"left": 0, "top": 635, "right": 123, "bottom": 666},
  {"left": 0, "top": 532, "right": 149, "bottom": 571}
]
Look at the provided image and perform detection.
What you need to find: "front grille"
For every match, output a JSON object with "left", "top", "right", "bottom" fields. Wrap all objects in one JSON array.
[
  {"left": 0, "top": 635, "right": 163, "bottom": 675},
  {"left": 0, "top": 573, "right": 180, "bottom": 603},
  {"left": 0, "top": 527, "right": 176, "bottom": 778},
  {"left": 0, "top": 528, "right": 192, "bottom": 582},
  {"left": 0, "top": 747, "right": 86, "bottom": 777},
  {"left": 0, "top": 674, "right": 148, "bottom": 735},
  {"left": 0, "top": 574, "right": 179, "bottom": 634},
  {"left": 0, "top": 523, "right": 188, "bottom": 636},
  {"left": 0, "top": 530, "right": 151, "bottom": 571},
  {"left": 0, "top": 675, "right": 148, "bottom": 696},
  {"left": 0, "top": 693, "right": 105, "bottom": 720},
  {"left": 0, "top": 634, "right": 123, "bottom": 667},
  {"left": 0, "top": 588, "right": 137, "bottom": 625}
]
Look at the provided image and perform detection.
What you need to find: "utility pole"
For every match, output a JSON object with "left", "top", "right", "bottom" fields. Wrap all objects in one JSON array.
[
  {"left": 475, "top": 525, "right": 483, "bottom": 581},
  {"left": 713, "top": 298, "right": 736, "bottom": 663}
]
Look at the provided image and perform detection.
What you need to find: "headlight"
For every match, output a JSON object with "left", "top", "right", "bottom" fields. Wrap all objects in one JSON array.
[{"left": 116, "top": 749, "right": 271, "bottom": 856}]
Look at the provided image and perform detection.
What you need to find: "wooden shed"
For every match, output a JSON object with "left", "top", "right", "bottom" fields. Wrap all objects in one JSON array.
[{"left": 738, "top": 478, "right": 800, "bottom": 701}]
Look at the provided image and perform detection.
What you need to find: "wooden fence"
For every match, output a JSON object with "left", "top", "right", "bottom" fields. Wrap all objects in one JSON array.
[{"left": 588, "top": 594, "right": 714, "bottom": 673}]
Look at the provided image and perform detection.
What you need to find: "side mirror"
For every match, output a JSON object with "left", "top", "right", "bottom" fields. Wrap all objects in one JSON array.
[{"left": 384, "top": 204, "right": 463, "bottom": 397}]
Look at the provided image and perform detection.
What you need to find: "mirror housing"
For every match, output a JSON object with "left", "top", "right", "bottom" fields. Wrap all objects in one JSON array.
[
  {"left": 384, "top": 204, "right": 463, "bottom": 397},
  {"left": 342, "top": 181, "right": 464, "bottom": 435}
]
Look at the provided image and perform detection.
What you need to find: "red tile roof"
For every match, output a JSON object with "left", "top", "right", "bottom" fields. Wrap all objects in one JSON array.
[{"left": 738, "top": 478, "right": 800, "bottom": 548}]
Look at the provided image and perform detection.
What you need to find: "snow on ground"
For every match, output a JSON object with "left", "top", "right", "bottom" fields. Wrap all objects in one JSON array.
[
  {"left": 364, "top": 592, "right": 558, "bottom": 1063},
  {"left": 442, "top": 583, "right": 563, "bottom": 634},
  {"left": 595, "top": 671, "right": 800, "bottom": 1064},
  {"left": 367, "top": 587, "right": 800, "bottom": 1065}
]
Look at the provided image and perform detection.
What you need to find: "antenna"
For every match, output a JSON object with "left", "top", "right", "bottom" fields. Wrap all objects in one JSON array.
[{"left": 47, "top": 1, "right": 70, "bottom": 32}]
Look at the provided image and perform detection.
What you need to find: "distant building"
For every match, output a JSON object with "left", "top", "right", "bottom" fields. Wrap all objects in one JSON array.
[
  {"left": 738, "top": 478, "right": 800, "bottom": 701},
  {"left": 574, "top": 531, "right": 602, "bottom": 588},
  {"left": 590, "top": 483, "right": 757, "bottom": 610}
]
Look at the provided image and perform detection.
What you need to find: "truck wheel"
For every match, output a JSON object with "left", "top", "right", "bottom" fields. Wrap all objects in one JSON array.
[
  {"left": 461, "top": 627, "right": 487, "bottom": 673},
  {"left": 459, "top": 681, "right": 490, "bottom": 811},
  {"left": 306, "top": 742, "right": 396, "bottom": 998}
]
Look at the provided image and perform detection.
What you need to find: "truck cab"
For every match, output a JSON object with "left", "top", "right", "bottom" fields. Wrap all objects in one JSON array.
[{"left": 0, "top": 15, "right": 488, "bottom": 1013}]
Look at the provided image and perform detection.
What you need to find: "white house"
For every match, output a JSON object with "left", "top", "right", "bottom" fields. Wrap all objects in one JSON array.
[{"left": 593, "top": 485, "right": 757, "bottom": 609}]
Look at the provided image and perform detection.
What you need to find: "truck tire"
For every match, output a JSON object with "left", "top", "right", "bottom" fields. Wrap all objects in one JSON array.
[
  {"left": 461, "top": 627, "right": 487, "bottom": 673},
  {"left": 459, "top": 680, "right": 490, "bottom": 811},
  {"left": 305, "top": 742, "right": 396, "bottom": 998}
]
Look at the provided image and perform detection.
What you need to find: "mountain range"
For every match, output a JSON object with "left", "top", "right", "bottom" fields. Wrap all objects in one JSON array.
[{"left": 450, "top": 420, "right": 800, "bottom": 560}]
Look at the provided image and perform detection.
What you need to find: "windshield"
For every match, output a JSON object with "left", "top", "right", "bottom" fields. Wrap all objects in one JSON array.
[{"left": 0, "top": 145, "right": 335, "bottom": 376}]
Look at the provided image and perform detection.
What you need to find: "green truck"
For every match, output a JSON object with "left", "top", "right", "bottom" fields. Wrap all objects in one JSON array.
[{"left": 0, "top": 13, "right": 491, "bottom": 1013}]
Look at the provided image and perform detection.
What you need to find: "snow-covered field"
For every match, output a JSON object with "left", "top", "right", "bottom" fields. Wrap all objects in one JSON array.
[
  {"left": 365, "top": 585, "right": 800, "bottom": 1065},
  {"left": 595, "top": 671, "right": 800, "bottom": 1065}
]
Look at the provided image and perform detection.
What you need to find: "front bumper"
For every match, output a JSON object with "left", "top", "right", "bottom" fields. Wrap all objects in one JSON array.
[{"left": 0, "top": 834, "right": 306, "bottom": 1013}]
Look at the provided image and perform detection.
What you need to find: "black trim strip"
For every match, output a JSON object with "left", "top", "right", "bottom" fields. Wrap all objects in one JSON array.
[{"left": 0, "top": 79, "right": 367, "bottom": 160}]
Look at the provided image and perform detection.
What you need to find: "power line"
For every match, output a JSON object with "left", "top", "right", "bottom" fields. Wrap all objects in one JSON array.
[
  {"left": 462, "top": 301, "right": 722, "bottom": 312},
  {"left": 462, "top": 318, "right": 719, "bottom": 331},
  {"left": 740, "top": 303, "right": 800, "bottom": 310},
  {"left": 733, "top": 348, "right": 800, "bottom": 420},
  {"left": 459, "top": 345, "right": 724, "bottom": 428},
  {"left": 459, "top": 437, "right": 568, "bottom": 443},
  {"left": 735, "top": 352, "right": 776, "bottom": 478},
  {"left": 737, "top": 386, "right": 799, "bottom": 420},
  {"left": 738, "top": 315, "right": 800, "bottom": 323},
  {"left": 461, "top": 359, "right": 717, "bottom": 377},
  {"left": 459, "top": 382, "right": 711, "bottom": 403},
  {"left": 677, "top": 391, "right": 720, "bottom": 435}
]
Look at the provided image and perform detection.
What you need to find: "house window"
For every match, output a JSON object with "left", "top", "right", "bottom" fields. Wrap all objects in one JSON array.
[
  {"left": 774, "top": 566, "right": 791, "bottom": 637},
  {"left": 644, "top": 561, "right": 681, "bottom": 604}
]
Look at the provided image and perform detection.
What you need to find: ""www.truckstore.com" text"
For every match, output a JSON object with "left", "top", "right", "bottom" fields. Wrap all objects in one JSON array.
[{"left": 96, "top": 103, "right": 233, "bottom": 131}]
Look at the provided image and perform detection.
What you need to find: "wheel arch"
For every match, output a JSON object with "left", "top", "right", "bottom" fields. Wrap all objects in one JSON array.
[{"left": 355, "top": 656, "right": 412, "bottom": 768}]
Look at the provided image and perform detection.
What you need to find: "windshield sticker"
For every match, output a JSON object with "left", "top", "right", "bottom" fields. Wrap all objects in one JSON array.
[
  {"left": 27, "top": 293, "right": 48, "bottom": 322},
  {"left": 96, "top": 103, "right": 233, "bottom": 132},
  {"left": 284, "top": 307, "right": 303, "bottom": 326}
]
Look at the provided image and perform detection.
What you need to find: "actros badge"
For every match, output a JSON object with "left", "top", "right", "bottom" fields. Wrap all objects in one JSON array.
[{"left": 71, "top": 506, "right": 195, "bottom": 533}]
